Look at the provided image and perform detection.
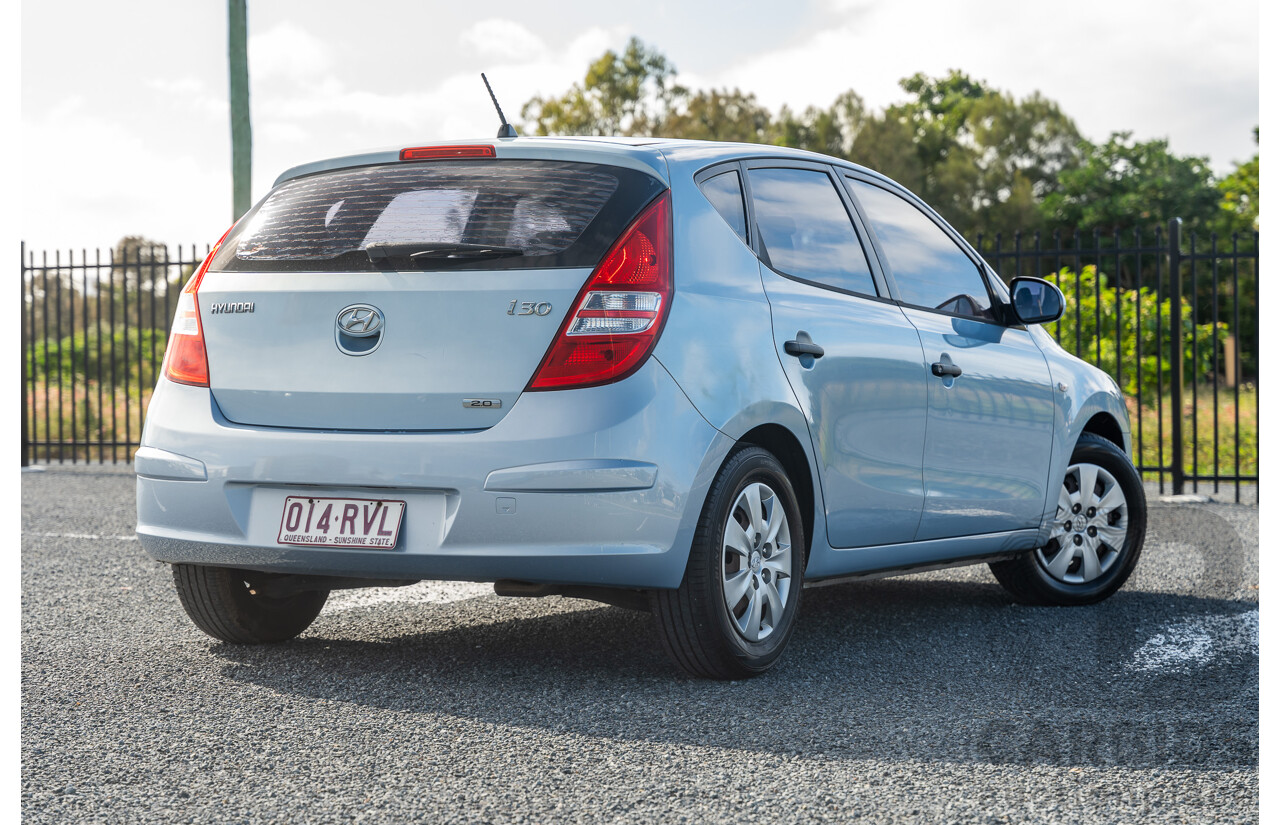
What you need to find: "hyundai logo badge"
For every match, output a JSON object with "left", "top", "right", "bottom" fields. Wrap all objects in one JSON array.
[{"left": 336, "top": 304, "right": 384, "bottom": 337}]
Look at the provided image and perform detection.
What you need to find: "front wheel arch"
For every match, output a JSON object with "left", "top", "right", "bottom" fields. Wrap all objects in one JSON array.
[{"left": 1080, "top": 411, "right": 1126, "bottom": 453}]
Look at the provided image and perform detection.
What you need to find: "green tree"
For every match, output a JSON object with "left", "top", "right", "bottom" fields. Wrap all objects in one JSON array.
[
  {"left": 1213, "top": 126, "right": 1259, "bottom": 236},
  {"left": 660, "top": 88, "right": 777, "bottom": 144},
  {"left": 521, "top": 37, "right": 683, "bottom": 136},
  {"left": 775, "top": 71, "right": 1079, "bottom": 238},
  {"left": 1039, "top": 132, "right": 1221, "bottom": 233},
  {"left": 968, "top": 91, "right": 1080, "bottom": 235},
  {"left": 853, "top": 72, "right": 1080, "bottom": 238},
  {"left": 520, "top": 42, "right": 1248, "bottom": 251},
  {"left": 772, "top": 91, "right": 867, "bottom": 158}
]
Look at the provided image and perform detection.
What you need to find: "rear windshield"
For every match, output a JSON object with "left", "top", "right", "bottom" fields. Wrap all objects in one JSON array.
[{"left": 210, "top": 159, "right": 665, "bottom": 272}]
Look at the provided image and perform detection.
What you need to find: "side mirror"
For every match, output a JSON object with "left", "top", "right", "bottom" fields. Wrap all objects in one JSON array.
[{"left": 1009, "top": 277, "right": 1064, "bottom": 325}]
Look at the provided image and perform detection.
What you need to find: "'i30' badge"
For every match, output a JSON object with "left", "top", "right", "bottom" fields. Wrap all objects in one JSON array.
[{"left": 335, "top": 304, "right": 384, "bottom": 356}]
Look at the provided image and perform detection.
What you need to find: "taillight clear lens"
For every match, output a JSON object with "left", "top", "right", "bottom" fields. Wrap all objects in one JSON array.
[
  {"left": 567, "top": 292, "right": 663, "bottom": 335},
  {"left": 528, "top": 192, "right": 672, "bottom": 391},
  {"left": 161, "top": 225, "right": 234, "bottom": 387}
]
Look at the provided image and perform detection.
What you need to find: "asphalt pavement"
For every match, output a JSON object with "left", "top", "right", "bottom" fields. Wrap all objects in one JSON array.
[{"left": 22, "top": 465, "right": 1258, "bottom": 823}]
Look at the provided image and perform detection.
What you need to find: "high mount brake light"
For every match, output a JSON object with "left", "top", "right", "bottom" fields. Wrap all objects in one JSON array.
[
  {"left": 162, "top": 224, "right": 234, "bottom": 387},
  {"left": 400, "top": 145, "right": 497, "bottom": 161},
  {"left": 528, "top": 191, "right": 672, "bottom": 391}
]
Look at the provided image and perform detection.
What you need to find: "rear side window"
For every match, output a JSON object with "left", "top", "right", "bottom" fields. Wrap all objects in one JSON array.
[
  {"left": 698, "top": 170, "right": 748, "bottom": 243},
  {"left": 747, "top": 168, "right": 877, "bottom": 297},
  {"left": 847, "top": 179, "right": 994, "bottom": 320},
  {"left": 211, "top": 160, "right": 664, "bottom": 272}
]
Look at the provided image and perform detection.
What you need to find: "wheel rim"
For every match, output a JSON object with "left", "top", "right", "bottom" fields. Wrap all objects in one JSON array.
[
  {"left": 722, "top": 482, "right": 793, "bottom": 642},
  {"left": 1036, "top": 461, "right": 1129, "bottom": 584}
]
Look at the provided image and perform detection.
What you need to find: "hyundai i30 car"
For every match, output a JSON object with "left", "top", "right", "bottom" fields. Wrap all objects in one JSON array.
[{"left": 136, "top": 137, "right": 1146, "bottom": 679}]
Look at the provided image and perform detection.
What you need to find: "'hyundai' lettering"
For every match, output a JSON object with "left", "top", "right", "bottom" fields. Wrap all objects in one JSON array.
[{"left": 209, "top": 301, "right": 255, "bottom": 314}]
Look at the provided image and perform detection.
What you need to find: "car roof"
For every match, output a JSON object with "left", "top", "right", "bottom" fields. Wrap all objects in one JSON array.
[{"left": 272, "top": 135, "right": 892, "bottom": 190}]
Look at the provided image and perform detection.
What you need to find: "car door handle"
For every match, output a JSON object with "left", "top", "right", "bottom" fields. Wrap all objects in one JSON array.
[
  {"left": 931, "top": 362, "right": 962, "bottom": 378},
  {"left": 784, "top": 339, "right": 825, "bottom": 359}
]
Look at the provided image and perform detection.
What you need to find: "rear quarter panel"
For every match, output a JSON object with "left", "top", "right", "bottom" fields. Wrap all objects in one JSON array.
[{"left": 652, "top": 149, "right": 832, "bottom": 571}]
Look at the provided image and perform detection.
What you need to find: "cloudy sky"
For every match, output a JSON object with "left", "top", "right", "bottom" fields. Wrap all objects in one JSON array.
[{"left": 20, "top": 0, "right": 1259, "bottom": 252}]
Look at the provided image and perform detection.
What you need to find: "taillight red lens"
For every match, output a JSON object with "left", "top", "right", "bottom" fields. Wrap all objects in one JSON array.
[
  {"left": 400, "top": 145, "right": 496, "bottom": 161},
  {"left": 528, "top": 192, "right": 672, "bottom": 391},
  {"left": 162, "top": 225, "right": 233, "bottom": 387}
]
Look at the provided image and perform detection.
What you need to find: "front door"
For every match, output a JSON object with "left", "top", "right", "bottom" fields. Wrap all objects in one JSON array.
[
  {"left": 899, "top": 309, "right": 1056, "bottom": 539},
  {"left": 846, "top": 176, "right": 1055, "bottom": 539}
]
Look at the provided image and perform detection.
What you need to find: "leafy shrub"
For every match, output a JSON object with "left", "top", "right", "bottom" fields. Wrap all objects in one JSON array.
[
  {"left": 1046, "top": 266, "right": 1228, "bottom": 405},
  {"left": 26, "top": 328, "right": 169, "bottom": 390}
]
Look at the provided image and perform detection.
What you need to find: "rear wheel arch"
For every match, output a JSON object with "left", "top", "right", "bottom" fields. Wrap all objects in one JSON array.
[{"left": 735, "top": 424, "right": 814, "bottom": 566}]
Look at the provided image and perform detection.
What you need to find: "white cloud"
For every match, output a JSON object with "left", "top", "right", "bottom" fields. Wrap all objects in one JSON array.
[
  {"left": 238, "top": 25, "right": 629, "bottom": 198},
  {"left": 710, "top": 0, "right": 1258, "bottom": 172},
  {"left": 248, "top": 21, "right": 331, "bottom": 83},
  {"left": 17, "top": 2, "right": 1256, "bottom": 253},
  {"left": 21, "top": 97, "right": 231, "bottom": 250},
  {"left": 460, "top": 19, "right": 547, "bottom": 62},
  {"left": 258, "top": 121, "right": 310, "bottom": 143},
  {"left": 145, "top": 74, "right": 227, "bottom": 121},
  {"left": 145, "top": 77, "right": 204, "bottom": 95}
]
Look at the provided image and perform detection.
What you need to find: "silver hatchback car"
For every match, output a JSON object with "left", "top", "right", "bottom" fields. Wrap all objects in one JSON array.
[{"left": 137, "top": 137, "right": 1146, "bottom": 678}]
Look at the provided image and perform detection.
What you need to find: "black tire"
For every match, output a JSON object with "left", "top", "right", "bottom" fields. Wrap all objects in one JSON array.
[
  {"left": 989, "top": 433, "right": 1147, "bottom": 606},
  {"left": 172, "top": 564, "right": 328, "bottom": 644},
  {"left": 652, "top": 446, "right": 806, "bottom": 679}
]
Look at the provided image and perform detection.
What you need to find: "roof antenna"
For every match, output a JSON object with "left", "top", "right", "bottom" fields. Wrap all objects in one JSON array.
[{"left": 481, "top": 73, "right": 518, "bottom": 139}]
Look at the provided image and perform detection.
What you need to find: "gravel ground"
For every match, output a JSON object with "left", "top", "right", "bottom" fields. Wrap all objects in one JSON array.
[{"left": 22, "top": 465, "right": 1258, "bottom": 823}]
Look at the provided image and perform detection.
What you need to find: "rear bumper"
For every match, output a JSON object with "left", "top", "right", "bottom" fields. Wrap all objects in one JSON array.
[{"left": 136, "top": 360, "right": 731, "bottom": 589}]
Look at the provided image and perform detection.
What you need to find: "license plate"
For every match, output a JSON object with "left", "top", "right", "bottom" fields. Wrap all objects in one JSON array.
[{"left": 277, "top": 496, "right": 405, "bottom": 548}]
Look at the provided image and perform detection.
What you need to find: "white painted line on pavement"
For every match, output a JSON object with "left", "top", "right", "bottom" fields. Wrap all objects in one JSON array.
[
  {"left": 29, "top": 532, "right": 138, "bottom": 541},
  {"left": 1127, "top": 609, "right": 1258, "bottom": 673}
]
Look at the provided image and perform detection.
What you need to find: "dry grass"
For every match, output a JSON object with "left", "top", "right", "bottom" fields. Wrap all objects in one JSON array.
[{"left": 1127, "top": 385, "right": 1258, "bottom": 482}]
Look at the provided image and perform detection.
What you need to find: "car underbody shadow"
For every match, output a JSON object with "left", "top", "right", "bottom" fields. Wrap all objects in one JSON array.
[{"left": 209, "top": 571, "right": 1256, "bottom": 772}]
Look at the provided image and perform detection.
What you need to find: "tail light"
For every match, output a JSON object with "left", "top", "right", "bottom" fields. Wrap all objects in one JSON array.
[
  {"left": 162, "top": 225, "right": 234, "bottom": 387},
  {"left": 528, "top": 191, "right": 672, "bottom": 391}
]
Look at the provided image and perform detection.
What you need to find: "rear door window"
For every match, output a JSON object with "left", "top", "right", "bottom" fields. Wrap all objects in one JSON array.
[
  {"left": 847, "top": 179, "right": 994, "bottom": 320},
  {"left": 698, "top": 169, "right": 749, "bottom": 243},
  {"left": 746, "top": 167, "right": 877, "bottom": 297},
  {"left": 211, "top": 160, "right": 664, "bottom": 272}
]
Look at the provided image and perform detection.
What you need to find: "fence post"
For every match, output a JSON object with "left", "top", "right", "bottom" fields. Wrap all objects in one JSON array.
[
  {"left": 1168, "top": 218, "right": 1185, "bottom": 494},
  {"left": 20, "top": 241, "right": 27, "bottom": 467}
]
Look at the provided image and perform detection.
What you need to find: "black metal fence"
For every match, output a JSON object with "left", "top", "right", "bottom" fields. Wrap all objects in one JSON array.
[
  {"left": 974, "top": 219, "right": 1259, "bottom": 500},
  {"left": 21, "top": 241, "right": 210, "bottom": 464},
  {"left": 20, "top": 220, "right": 1259, "bottom": 499}
]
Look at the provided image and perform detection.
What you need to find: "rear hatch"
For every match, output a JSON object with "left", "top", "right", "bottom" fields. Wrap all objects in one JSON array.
[{"left": 199, "top": 156, "right": 665, "bottom": 430}]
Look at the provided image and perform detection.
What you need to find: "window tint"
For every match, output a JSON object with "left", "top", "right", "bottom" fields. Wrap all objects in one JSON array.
[
  {"left": 747, "top": 168, "right": 877, "bottom": 296},
  {"left": 210, "top": 160, "right": 663, "bottom": 272},
  {"left": 848, "top": 179, "right": 994, "bottom": 320},
  {"left": 698, "top": 170, "right": 748, "bottom": 243}
]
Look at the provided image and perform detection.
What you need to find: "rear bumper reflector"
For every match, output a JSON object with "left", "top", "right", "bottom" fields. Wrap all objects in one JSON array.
[{"left": 483, "top": 459, "right": 658, "bottom": 492}]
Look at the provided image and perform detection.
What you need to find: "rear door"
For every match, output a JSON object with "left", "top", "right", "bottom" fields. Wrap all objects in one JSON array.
[
  {"left": 845, "top": 175, "right": 1056, "bottom": 540},
  {"left": 198, "top": 158, "right": 664, "bottom": 431},
  {"left": 734, "top": 161, "right": 929, "bottom": 548}
]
